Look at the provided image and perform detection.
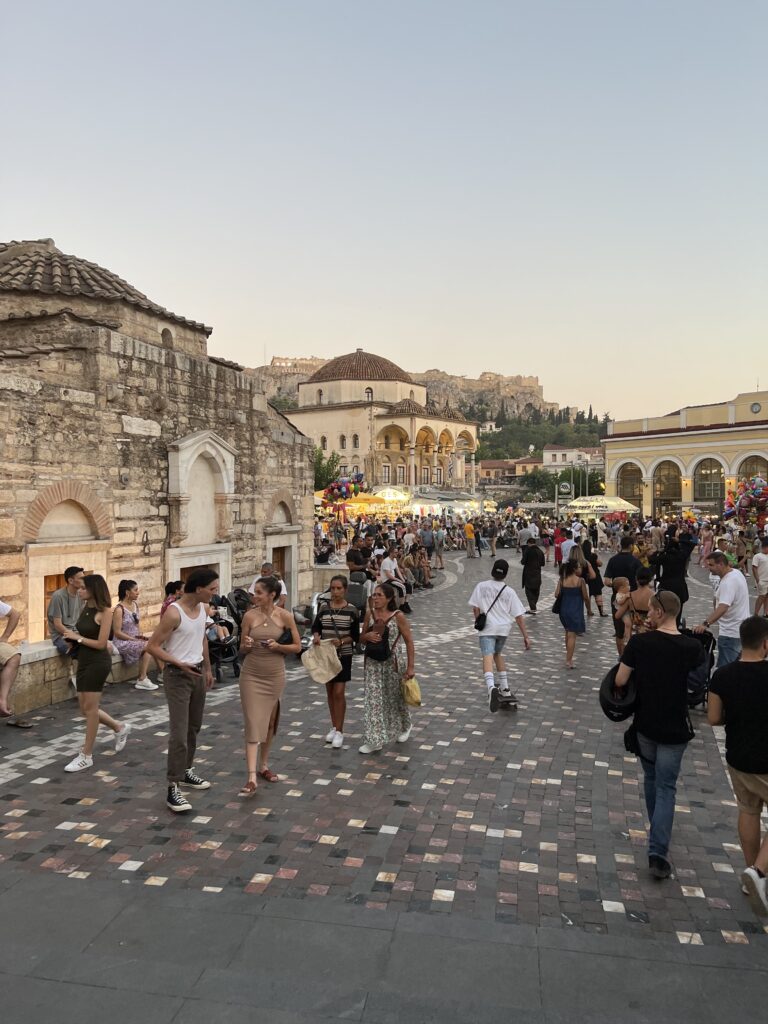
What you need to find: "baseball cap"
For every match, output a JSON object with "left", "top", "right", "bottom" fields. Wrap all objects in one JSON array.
[{"left": 491, "top": 559, "right": 509, "bottom": 580}]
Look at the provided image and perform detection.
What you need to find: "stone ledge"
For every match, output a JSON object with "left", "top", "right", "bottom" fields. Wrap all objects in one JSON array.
[{"left": 11, "top": 645, "right": 141, "bottom": 715}]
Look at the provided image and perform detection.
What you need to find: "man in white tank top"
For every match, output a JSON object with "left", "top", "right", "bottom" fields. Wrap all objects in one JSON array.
[{"left": 147, "top": 569, "right": 219, "bottom": 813}]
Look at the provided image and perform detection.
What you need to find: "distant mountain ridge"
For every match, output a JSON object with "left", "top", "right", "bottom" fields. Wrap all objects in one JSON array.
[{"left": 249, "top": 357, "right": 566, "bottom": 421}]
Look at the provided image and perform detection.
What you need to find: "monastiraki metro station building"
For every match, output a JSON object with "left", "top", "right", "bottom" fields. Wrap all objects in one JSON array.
[
  {"left": 284, "top": 349, "right": 478, "bottom": 490},
  {"left": 604, "top": 392, "right": 768, "bottom": 520}
]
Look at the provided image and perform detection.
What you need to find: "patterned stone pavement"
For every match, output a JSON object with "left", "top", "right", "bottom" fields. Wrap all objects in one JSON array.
[{"left": 1, "top": 552, "right": 767, "bottom": 949}]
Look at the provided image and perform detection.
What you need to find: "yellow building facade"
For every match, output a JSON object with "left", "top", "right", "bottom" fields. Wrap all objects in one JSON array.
[{"left": 604, "top": 391, "right": 768, "bottom": 519}]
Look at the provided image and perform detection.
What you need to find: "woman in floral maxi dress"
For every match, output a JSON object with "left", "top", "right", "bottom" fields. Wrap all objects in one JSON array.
[{"left": 359, "top": 583, "right": 415, "bottom": 754}]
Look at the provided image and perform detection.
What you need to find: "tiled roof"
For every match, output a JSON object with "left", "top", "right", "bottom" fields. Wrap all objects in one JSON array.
[
  {"left": 307, "top": 348, "right": 413, "bottom": 384},
  {"left": 442, "top": 400, "right": 466, "bottom": 422},
  {"left": 390, "top": 398, "right": 427, "bottom": 416},
  {"left": 424, "top": 397, "right": 440, "bottom": 415},
  {"left": 0, "top": 239, "right": 211, "bottom": 333}
]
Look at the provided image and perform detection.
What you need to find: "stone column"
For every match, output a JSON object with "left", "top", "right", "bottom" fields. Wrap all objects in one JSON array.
[
  {"left": 169, "top": 495, "right": 190, "bottom": 547},
  {"left": 214, "top": 493, "right": 232, "bottom": 541},
  {"left": 409, "top": 446, "right": 416, "bottom": 488},
  {"left": 470, "top": 454, "right": 476, "bottom": 494},
  {"left": 431, "top": 447, "right": 438, "bottom": 483}
]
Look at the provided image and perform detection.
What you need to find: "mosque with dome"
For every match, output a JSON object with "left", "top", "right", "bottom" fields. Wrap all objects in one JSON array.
[{"left": 284, "top": 348, "right": 478, "bottom": 489}]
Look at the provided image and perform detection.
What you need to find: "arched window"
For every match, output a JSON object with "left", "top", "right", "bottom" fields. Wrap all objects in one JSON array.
[
  {"left": 352, "top": 465, "right": 359, "bottom": 474},
  {"left": 616, "top": 463, "right": 643, "bottom": 510},
  {"left": 399, "top": 438, "right": 406, "bottom": 451},
  {"left": 320, "top": 436, "right": 327, "bottom": 451},
  {"left": 352, "top": 434, "right": 359, "bottom": 449},
  {"left": 316, "top": 389, "right": 323, "bottom": 405},
  {"left": 409, "top": 389, "right": 415, "bottom": 400},
  {"left": 161, "top": 327, "right": 173, "bottom": 348},
  {"left": 381, "top": 462, "right": 391, "bottom": 484},
  {"left": 738, "top": 456, "right": 768, "bottom": 479},
  {"left": 339, "top": 434, "right": 347, "bottom": 450},
  {"left": 365, "top": 387, "right": 373, "bottom": 402},
  {"left": 339, "top": 465, "right": 348, "bottom": 477},
  {"left": 396, "top": 463, "right": 405, "bottom": 484},
  {"left": 693, "top": 459, "right": 725, "bottom": 502},
  {"left": 653, "top": 461, "right": 682, "bottom": 518},
  {"left": 384, "top": 434, "right": 391, "bottom": 450}
]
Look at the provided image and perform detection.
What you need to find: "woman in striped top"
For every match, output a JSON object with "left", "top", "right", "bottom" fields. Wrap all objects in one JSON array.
[{"left": 312, "top": 575, "right": 360, "bottom": 750}]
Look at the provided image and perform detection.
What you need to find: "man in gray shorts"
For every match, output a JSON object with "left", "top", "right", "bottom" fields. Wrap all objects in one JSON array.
[{"left": 47, "top": 566, "right": 85, "bottom": 692}]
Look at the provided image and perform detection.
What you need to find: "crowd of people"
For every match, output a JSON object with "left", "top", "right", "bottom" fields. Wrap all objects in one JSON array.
[{"left": 1, "top": 504, "right": 767, "bottom": 917}]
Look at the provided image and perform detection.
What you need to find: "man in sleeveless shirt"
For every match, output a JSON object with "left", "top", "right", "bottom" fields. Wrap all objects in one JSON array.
[{"left": 147, "top": 568, "right": 218, "bottom": 812}]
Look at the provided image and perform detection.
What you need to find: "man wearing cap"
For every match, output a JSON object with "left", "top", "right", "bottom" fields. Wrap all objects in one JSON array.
[{"left": 468, "top": 559, "right": 531, "bottom": 712}]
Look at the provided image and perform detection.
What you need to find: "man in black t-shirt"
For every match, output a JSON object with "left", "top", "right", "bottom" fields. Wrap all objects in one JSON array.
[
  {"left": 615, "top": 589, "right": 704, "bottom": 880},
  {"left": 708, "top": 615, "right": 768, "bottom": 916},
  {"left": 603, "top": 536, "right": 643, "bottom": 591}
]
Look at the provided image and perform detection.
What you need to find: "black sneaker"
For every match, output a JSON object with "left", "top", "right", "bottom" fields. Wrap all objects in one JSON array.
[
  {"left": 182, "top": 768, "right": 211, "bottom": 790},
  {"left": 401, "top": 603, "right": 413, "bottom": 614},
  {"left": 488, "top": 686, "right": 500, "bottom": 713},
  {"left": 648, "top": 854, "right": 671, "bottom": 880},
  {"left": 167, "top": 783, "right": 192, "bottom": 813},
  {"left": 499, "top": 689, "right": 518, "bottom": 709}
]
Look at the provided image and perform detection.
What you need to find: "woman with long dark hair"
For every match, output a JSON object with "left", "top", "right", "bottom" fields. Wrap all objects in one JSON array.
[
  {"left": 60, "top": 575, "right": 129, "bottom": 772},
  {"left": 312, "top": 575, "right": 360, "bottom": 749},
  {"left": 237, "top": 575, "right": 301, "bottom": 796},
  {"left": 581, "top": 540, "right": 605, "bottom": 617},
  {"left": 554, "top": 559, "right": 589, "bottom": 670},
  {"left": 359, "top": 583, "right": 415, "bottom": 754},
  {"left": 112, "top": 580, "right": 158, "bottom": 690},
  {"left": 652, "top": 539, "right": 689, "bottom": 624}
]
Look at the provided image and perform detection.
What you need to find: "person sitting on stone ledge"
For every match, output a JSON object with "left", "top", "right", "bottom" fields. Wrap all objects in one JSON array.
[
  {"left": 112, "top": 580, "right": 160, "bottom": 691},
  {"left": 0, "top": 599, "right": 31, "bottom": 729},
  {"left": 47, "top": 565, "right": 85, "bottom": 694}
]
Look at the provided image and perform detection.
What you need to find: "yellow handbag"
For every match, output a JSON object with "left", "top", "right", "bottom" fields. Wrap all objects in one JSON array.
[{"left": 401, "top": 675, "right": 422, "bottom": 707}]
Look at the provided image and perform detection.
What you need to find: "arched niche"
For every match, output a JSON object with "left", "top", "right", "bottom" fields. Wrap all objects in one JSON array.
[
  {"left": 167, "top": 430, "right": 238, "bottom": 548},
  {"left": 22, "top": 481, "right": 112, "bottom": 544},
  {"left": 38, "top": 500, "right": 97, "bottom": 542}
]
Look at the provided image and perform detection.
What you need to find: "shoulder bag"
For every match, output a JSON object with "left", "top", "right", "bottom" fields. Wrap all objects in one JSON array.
[
  {"left": 474, "top": 585, "right": 507, "bottom": 631},
  {"left": 363, "top": 612, "right": 396, "bottom": 661}
]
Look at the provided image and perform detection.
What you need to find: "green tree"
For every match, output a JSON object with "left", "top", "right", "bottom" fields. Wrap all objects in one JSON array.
[
  {"left": 270, "top": 394, "right": 298, "bottom": 412},
  {"left": 312, "top": 447, "right": 341, "bottom": 490},
  {"left": 517, "top": 468, "right": 556, "bottom": 501},
  {"left": 495, "top": 400, "right": 508, "bottom": 428}
]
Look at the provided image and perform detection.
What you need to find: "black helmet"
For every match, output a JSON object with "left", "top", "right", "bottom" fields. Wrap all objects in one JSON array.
[{"left": 599, "top": 664, "right": 636, "bottom": 722}]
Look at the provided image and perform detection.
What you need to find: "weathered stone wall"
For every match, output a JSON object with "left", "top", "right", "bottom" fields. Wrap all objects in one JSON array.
[{"left": 0, "top": 309, "right": 315, "bottom": 651}]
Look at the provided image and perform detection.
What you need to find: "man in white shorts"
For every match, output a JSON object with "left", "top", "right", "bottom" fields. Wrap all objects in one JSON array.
[
  {"left": 469, "top": 559, "right": 531, "bottom": 712},
  {"left": 752, "top": 537, "right": 768, "bottom": 617}
]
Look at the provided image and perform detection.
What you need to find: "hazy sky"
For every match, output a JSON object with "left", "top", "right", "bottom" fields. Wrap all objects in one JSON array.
[{"left": 2, "top": 1, "right": 765, "bottom": 418}]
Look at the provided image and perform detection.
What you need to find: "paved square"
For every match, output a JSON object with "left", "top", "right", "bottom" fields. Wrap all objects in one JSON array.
[{"left": 1, "top": 554, "right": 766, "bottom": 950}]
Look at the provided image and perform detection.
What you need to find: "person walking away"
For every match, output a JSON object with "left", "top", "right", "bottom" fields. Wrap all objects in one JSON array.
[
  {"left": 555, "top": 559, "right": 589, "bottom": 669},
  {"left": 582, "top": 539, "right": 605, "bottom": 616},
  {"left": 359, "top": 583, "right": 415, "bottom": 754},
  {"left": 487, "top": 520, "right": 498, "bottom": 557},
  {"left": 752, "top": 537, "right": 768, "bottom": 617},
  {"left": 434, "top": 524, "right": 446, "bottom": 569},
  {"left": 112, "top": 580, "right": 159, "bottom": 690},
  {"left": 47, "top": 565, "right": 85, "bottom": 693},
  {"left": 520, "top": 537, "right": 545, "bottom": 614},
  {"left": 560, "top": 530, "right": 576, "bottom": 563},
  {"left": 146, "top": 568, "right": 218, "bottom": 812},
  {"left": 236, "top": 576, "right": 302, "bottom": 795},
  {"left": 60, "top": 575, "right": 129, "bottom": 772},
  {"left": 614, "top": 591, "right": 705, "bottom": 879},
  {"left": 469, "top": 558, "right": 530, "bottom": 711},
  {"left": 0, "top": 600, "right": 29, "bottom": 728},
  {"left": 693, "top": 551, "right": 751, "bottom": 666},
  {"left": 312, "top": 575, "right": 360, "bottom": 750},
  {"left": 652, "top": 538, "right": 689, "bottom": 624},
  {"left": 708, "top": 616, "right": 768, "bottom": 915}
]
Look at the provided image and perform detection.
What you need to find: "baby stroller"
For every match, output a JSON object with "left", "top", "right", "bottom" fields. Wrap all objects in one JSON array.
[
  {"left": 208, "top": 594, "right": 242, "bottom": 684},
  {"left": 681, "top": 628, "right": 716, "bottom": 708}
]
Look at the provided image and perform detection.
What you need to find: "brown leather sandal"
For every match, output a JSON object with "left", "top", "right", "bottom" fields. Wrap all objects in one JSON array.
[
  {"left": 239, "top": 773, "right": 258, "bottom": 798},
  {"left": 258, "top": 768, "right": 279, "bottom": 783}
]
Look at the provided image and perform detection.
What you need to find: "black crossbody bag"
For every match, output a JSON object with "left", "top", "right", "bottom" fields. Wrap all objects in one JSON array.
[{"left": 474, "top": 585, "right": 506, "bottom": 631}]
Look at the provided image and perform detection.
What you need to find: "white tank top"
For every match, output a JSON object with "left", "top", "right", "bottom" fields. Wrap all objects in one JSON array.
[{"left": 164, "top": 602, "right": 207, "bottom": 664}]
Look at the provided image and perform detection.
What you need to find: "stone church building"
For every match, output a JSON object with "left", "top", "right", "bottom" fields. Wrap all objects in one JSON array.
[{"left": 0, "top": 238, "right": 314, "bottom": 709}]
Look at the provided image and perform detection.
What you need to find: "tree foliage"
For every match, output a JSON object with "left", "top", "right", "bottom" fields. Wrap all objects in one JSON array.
[{"left": 312, "top": 447, "right": 341, "bottom": 490}]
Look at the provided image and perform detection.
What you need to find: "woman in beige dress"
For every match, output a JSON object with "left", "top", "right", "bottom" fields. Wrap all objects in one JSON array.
[{"left": 237, "top": 576, "right": 301, "bottom": 797}]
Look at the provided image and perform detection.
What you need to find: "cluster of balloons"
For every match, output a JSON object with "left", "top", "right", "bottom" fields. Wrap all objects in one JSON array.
[
  {"left": 323, "top": 472, "right": 368, "bottom": 502},
  {"left": 724, "top": 475, "right": 768, "bottom": 521}
]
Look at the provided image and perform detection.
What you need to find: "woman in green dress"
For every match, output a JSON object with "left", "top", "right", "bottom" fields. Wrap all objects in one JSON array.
[{"left": 60, "top": 575, "right": 129, "bottom": 773}]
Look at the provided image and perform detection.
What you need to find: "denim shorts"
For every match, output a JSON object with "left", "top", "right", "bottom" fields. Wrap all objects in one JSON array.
[{"left": 479, "top": 635, "right": 507, "bottom": 656}]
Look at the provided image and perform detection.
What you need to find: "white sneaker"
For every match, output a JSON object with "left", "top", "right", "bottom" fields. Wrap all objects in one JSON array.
[
  {"left": 114, "top": 723, "right": 131, "bottom": 753},
  {"left": 741, "top": 867, "right": 768, "bottom": 916},
  {"left": 332, "top": 731, "right": 344, "bottom": 749},
  {"left": 135, "top": 678, "right": 159, "bottom": 691},
  {"left": 64, "top": 753, "right": 93, "bottom": 773},
  {"left": 397, "top": 727, "right": 412, "bottom": 743},
  {"left": 358, "top": 743, "right": 382, "bottom": 754},
  {"left": 325, "top": 728, "right": 337, "bottom": 743}
]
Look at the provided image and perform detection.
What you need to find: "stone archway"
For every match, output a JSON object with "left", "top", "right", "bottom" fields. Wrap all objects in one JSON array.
[{"left": 22, "top": 480, "right": 112, "bottom": 543}]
